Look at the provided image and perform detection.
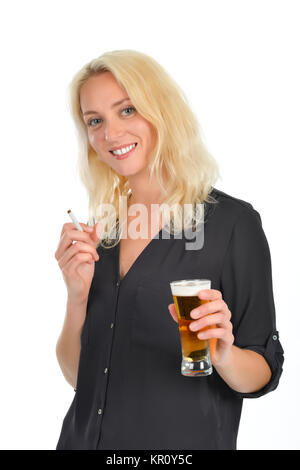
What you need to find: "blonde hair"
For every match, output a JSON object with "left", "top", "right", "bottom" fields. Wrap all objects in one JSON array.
[{"left": 68, "top": 49, "right": 220, "bottom": 248}]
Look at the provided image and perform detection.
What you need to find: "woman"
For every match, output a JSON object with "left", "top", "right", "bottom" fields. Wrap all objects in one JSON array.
[{"left": 55, "top": 49, "right": 284, "bottom": 450}]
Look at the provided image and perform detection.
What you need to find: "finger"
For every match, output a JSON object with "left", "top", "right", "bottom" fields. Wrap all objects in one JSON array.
[
  {"left": 58, "top": 241, "right": 99, "bottom": 268},
  {"left": 62, "top": 252, "right": 94, "bottom": 275},
  {"left": 56, "top": 229, "right": 97, "bottom": 261},
  {"left": 168, "top": 304, "right": 178, "bottom": 323},
  {"left": 60, "top": 222, "right": 93, "bottom": 238},
  {"left": 197, "top": 328, "right": 229, "bottom": 340},
  {"left": 197, "top": 289, "right": 223, "bottom": 301},
  {"left": 189, "top": 312, "right": 231, "bottom": 331},
  {"left": 90, "top": 222, "right": 103, "bottom": 246},
  {"left": 190, "top": 299, "right": 225, "bottom": 319}
]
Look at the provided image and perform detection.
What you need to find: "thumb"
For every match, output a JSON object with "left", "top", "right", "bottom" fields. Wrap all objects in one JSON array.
[
  {"left": 88, "top": 222, "right": 103, "bottom": 245},
  {"left": 83, "top": 222, "right": 103, "bottom": 244},
  {"left": 95, "top": 222, "right": 103, "bottom": 239},
  {"left": 168, "top": 304, "right": 178, "bottom": 323}
]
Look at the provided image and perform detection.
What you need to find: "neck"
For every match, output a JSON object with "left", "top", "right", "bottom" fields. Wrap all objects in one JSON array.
[{"left": 127, "top": 168, "right": 166, "bottom": 208}]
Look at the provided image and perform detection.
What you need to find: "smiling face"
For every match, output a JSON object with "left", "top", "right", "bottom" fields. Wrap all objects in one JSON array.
[{"left": 80, "top": 72, "right": 157, "bottom": 177}]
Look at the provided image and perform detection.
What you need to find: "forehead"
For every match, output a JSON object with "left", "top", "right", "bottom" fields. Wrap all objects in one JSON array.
[{"left": 80, "top": 72, "right": 128, "bottom": 110}]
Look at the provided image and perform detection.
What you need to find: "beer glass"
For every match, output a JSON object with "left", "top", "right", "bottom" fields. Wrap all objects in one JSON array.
[{"left": 170, "top": 279, "right": 213, "bottom": 377}]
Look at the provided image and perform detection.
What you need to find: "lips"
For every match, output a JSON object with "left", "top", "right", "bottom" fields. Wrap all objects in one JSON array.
[
  {"left": 110, "top": 142, "right": 137, "bottom": 152},
  {"left": 110, "top": 143, "right": 137, "bottom": 160}
]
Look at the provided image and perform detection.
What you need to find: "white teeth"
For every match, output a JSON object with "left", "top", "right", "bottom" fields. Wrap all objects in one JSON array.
[{"left": 112, "top": 143, "right": 136, "bottom": 155}]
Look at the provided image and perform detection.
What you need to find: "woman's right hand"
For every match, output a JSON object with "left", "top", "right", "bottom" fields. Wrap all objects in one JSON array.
[{"left": 55, "top": 222, "right": 102, "bottom": 305}]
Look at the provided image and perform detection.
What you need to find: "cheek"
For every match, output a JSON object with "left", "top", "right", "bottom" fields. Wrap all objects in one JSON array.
[
  {"left": 88, "top": 132, "right": 98, "bottom": 148},
  {"left": 142, "top": 123, "right": 157, "bottom": 150},
  {"left": 87, "top": 136, "right": 109, "bottom": 165},
  {"left": 133, "top": 116, "right": 153, "bottom": 139},
  {"left": 88, "top": 134, "right": 108, "bottom": 160}
]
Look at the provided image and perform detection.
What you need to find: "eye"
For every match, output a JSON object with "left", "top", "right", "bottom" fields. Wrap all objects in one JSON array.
[
  {"left": 87, "top": 118, "right": 102, "bottom": 127},
  {"left": 121, "top": 106, "right": 136, "bottom": 115},
  {"left": 86, "top": 106, "right": 136, "bottom": 128}
]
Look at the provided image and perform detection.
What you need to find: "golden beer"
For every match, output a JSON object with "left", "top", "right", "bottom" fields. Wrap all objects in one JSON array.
[{"left": 170, "top": 279, "right": 214, "bottom": 376}]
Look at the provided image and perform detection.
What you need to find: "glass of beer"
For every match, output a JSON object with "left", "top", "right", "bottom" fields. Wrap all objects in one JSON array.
[{"left": 170, "top": 279, "right": 213, "bottom": 377}]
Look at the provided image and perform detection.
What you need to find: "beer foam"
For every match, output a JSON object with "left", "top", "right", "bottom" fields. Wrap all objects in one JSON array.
[{"left": 170, "top": 280, "right": 210, "bottom": 297}]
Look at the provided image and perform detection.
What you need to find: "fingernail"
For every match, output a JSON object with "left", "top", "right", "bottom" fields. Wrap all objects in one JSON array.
[{"left": 198, "top": 290, "right": 208, "bottom": 297}]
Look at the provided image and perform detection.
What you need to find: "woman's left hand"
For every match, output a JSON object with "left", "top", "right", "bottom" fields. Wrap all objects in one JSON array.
[{"left": 168, "top": 289, "right": 234, "bottom": 367}]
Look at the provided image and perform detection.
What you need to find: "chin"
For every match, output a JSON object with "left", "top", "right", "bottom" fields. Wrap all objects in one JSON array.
[{"left": 112, "top": 163, "right": 148, "bottom": 177}]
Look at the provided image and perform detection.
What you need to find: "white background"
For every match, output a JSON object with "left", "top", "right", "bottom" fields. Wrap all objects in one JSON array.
[{"left": 0, "top": 0, "right": 299, "bottom": 450}]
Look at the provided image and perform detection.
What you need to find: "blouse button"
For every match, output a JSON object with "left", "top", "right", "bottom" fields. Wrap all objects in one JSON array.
[
  {"left": 110, "top": 322, "right": 114, "bottom": 328},
  {"left": 98, "top": 408, "right": 102, "bottom": 415},
  {"left": 104, "top": 368, "right": 108, "bottom": 374},
  {"left": 116, "top": 281, "right": 120, "bottom": 287},
  {"left": 272, "top": 335, "right": 278, "bottom": 341}
]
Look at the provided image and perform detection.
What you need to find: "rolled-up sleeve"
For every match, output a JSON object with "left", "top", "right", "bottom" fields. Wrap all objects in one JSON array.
[{"left": 220, "top": 207, "right": 284, "bottom": 398}]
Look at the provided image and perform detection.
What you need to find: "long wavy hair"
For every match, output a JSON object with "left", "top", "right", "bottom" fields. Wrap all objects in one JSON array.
[{"left": 68, "top": 49, "right": 220, "bottom": 248}]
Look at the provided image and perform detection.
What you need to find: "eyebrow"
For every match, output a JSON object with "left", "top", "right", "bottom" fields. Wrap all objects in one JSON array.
[{"left": 82, "top": 98, "right": 131, "bottom": 116}]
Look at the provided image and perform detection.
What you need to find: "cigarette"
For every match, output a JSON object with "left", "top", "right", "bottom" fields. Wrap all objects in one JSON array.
[{"left": 67, "top": 209, "right": 83, "bottom": 232}]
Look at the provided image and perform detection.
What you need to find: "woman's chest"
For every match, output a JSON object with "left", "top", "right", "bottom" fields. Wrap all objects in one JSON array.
[
  {"left": 119, "top": 236, "right": 154, "bottom": 280},
  {"left": 118, "top": 210, "right": 164, "bottom": 280}
]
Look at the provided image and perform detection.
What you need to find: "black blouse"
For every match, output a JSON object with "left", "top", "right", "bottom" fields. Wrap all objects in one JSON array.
[{"left": 56, "top": 187, "right": 284, "bottom": 450}]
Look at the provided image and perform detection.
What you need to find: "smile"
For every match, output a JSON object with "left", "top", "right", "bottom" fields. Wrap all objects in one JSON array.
[{"left": 110, "top": 143, "right": 137, "bottom": 160}]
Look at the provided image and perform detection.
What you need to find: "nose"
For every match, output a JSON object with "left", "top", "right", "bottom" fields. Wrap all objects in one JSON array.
[{"left": 104, "top": 118, "right": 125, "bottom": 142}]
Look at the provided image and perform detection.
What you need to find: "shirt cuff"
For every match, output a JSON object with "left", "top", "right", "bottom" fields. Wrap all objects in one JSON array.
[{"left": 230, "top": 330, "right": 284, "bottom": 399}]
